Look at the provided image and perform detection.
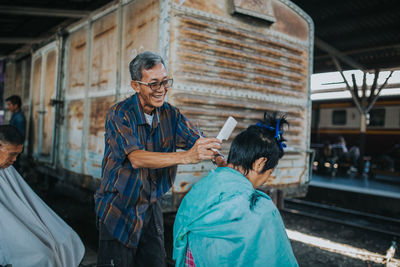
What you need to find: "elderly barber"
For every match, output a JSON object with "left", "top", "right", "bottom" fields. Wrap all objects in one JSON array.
[{"left": 94, "top": 51, "right": 221, "bottom": 267}]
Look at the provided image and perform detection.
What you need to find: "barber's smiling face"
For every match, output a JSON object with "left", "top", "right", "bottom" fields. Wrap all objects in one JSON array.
[
  {"left": 131, "top": 63, "right": 169, "bottom": 114},
  {"left": 0, "top": 142, "right": 23, "bottom": 169}
]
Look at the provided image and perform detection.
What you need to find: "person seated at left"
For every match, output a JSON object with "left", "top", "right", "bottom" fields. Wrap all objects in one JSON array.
[{"left": 0, "top": 125, "right": 85, "bottom": 267}]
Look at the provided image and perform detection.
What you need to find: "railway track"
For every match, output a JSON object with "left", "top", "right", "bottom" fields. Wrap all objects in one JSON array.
[{"left": 282, "top": 198, "right": 400, "bottom": 238}]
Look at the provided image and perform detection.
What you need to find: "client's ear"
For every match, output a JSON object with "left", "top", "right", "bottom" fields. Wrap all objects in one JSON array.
[{"left": 253, "top": 157, "right": 267, "bottom": 173}]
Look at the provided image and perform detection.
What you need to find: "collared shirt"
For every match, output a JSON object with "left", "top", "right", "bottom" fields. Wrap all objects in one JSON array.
[
  {"left": 185, "top": 246, "right": 196, "bottom": 267},
  {"left": 9, "top": 110, "right": 26, "bottom": 138},
  {"left": 94, "top": 93, "right": 200, "bottom": 248}
]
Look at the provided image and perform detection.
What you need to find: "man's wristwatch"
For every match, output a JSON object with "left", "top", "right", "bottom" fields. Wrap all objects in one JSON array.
[{"left": 211, "top": 153, "right": 224, "bottom": 165}]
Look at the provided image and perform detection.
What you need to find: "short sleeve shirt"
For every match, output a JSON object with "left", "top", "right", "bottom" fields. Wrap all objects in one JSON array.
[
  {"left": 94, "top": 94, "right": 200, "bottom": 248},
  {"left": 10, "top": 111, "right": 26, "bottom": 138}
]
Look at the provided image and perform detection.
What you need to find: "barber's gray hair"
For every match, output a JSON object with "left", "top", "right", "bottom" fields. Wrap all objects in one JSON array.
[
  {"left": 129, "top": 51, "right": 165, "bottom": 81},
  {"left": 0, "top": 125, "right": 24, "bottom": 145}
]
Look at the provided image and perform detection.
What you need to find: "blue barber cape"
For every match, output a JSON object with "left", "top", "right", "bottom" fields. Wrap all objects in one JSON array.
[{"left": 173, "top": 167, "right": 298, "bottom": 267}]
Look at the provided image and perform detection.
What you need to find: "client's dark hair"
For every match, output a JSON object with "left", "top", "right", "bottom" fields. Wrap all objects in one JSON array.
[
  {"left": 227, "top": 111, "right": 288, "bottom": 175},
  {"left": 0, "top": 125, "right": 24, "bottom": 145}
]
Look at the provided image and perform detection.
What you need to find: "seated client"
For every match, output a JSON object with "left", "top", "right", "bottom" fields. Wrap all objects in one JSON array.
[{"left": 173, "top": 111, "right": 298, "bottom": 267}]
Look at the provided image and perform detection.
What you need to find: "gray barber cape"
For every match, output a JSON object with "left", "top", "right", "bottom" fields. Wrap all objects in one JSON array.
[{"left": 0, "top": 166, "right": 85, "bottom": 267}]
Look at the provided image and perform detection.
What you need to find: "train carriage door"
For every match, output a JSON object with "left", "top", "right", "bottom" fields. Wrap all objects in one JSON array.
[
  {"left": 62, "top": 9, "right": 119, "bottom": 179},
  {"left": 30, "top": 41, "right": 58, "bottom": 163}
]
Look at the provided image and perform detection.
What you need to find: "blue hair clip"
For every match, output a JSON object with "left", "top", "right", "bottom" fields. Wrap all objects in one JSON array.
[
  {"left": 255, "top": 122, "right": 275, "bottom": 131},
  {"left": 255, "top": 121, "right": 286, "bottom": 150},
  {"left": 275, "top": 119, "right": 286, "bottom": 150}
]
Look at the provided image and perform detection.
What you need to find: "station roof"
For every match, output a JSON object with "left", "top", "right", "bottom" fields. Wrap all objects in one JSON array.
[
  {"left": 0, "top": 0, "right": 114, "bottom": 59},
  {"left": 292, "top": 0, "right": 400, "bottom": 73},
  {"left": 1, "top": 0, "right": 400, "bottom": 74}
]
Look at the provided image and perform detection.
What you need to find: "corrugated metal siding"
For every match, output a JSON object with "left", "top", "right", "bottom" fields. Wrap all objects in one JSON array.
[{"left": 169, "top": 0, "right": 312, "bottom": 193}]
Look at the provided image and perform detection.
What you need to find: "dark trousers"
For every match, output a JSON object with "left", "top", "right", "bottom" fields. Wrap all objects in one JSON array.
[{"left": 97, "top": 201, "right": 166, "bottom": 267}]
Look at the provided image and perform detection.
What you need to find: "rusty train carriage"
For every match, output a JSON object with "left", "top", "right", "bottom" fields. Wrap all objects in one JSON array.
[{"left": 4, "top": 0, "right": 314, "bottom": 206}]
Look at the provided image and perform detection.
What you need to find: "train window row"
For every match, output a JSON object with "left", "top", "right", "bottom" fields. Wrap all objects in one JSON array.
[
  {"left": 332, "top": 109, "right": 386, "bottom": 126},
  {"left": 332, "top": 110, "right": 346, "bottom": 125}
]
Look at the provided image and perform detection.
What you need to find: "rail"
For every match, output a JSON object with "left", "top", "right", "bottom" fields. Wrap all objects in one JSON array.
[{"left": 282, "top": 198, "right": 400, "bottom": 238}]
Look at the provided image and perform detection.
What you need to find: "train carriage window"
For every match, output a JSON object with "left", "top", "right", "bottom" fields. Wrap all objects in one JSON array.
[
  {"left": 332, "top": 110, "right": 346, "bottom": 125},
  {"left": 369, "top": 108, "right": 385, "bottom": 126}
]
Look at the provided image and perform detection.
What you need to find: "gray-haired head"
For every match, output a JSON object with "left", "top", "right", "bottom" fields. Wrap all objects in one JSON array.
[
  {"left": 129, "top": 51, "right": 165, "bottom": 81},
  {"left": 0, "top": 125, "right": 24, "bottom": 145}
]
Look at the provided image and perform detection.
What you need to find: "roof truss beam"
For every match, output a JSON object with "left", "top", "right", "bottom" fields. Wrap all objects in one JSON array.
[
  {"left": 315, "top": 37, "right": 366, "bottom": 71},
  {"left": 0, "top": 6, "right": 90, "bottom": 18},
  {"left": 0, "top": 37, "right": 46, "bottom": 44}
]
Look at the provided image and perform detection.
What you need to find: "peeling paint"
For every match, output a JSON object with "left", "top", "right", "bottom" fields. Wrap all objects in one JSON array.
[
  {"left": 68, "top": 28, "right": 87, "bottom": 96},
  {"left": 169, "top": 0, "right": 312, "bottom": 194},
  {"left": 90, "top": 11, "right": 118, "bottom": 93}
]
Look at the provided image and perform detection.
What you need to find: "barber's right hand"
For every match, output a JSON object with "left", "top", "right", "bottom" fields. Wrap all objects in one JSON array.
[{"left": 185, "top": 138, "right": 221, "bottom": 164}]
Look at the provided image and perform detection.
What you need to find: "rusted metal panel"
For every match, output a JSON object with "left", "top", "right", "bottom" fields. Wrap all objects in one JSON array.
[
  {"left": 120, "top": 0, "right": 160, "bottom": 94},
  {"left": 67, "top": 28, "right": 87, "bottom": 97},
  {"left": 31, "top": 56, "right": 42, "bottom": 154},
  {"left": 168, "top": 0, "right": 313, "bottom": 195},
  {"left": 63, "top": 27, "right": 88, "bottom": 174},
  {"left": 14, "top": 61, "right": 23, "bottom": 96},
  {"left": 41, "top": 50, "right": 57, "bottom": 156},
  {"left": 22, "top": 58, "right": 31, "bottom": 107},
  {"left": 4, "top": 61, "right": 16, "bottom": 98},
  {"left": 231, "top": 0, "right": 276, "bottom": 23},
  {"left": 172, "top": 162, "right": 214, "bottom": 193},
  {"left": 21, "top": 58, "right": 31, "bottom": 150},
  {"left": 88, "top": 96, "right": 114, "bottom": 153},
  {"left": 174, "top": 0, "right": 226, "bottom": 17},
  {"left": 272, "top": 0, "right": 309, "bottom": 41},
  {"left": 83, "top": 11, "right": 117, "bottom": 178},
  {"left": 3, "top": 61, "right": 17, "bottom": 122},
  {"left": 29, "top": 43, "right": 58, "bottom": 161},
  {"left": 64, "top": 100, "right": 84, "bottom": 173},
  {"left": 85, "top": 96, "right": 114, "bottom": 177},
  {"left": 17, "top": 0, "right": 313, "bottom": 202},
  {"left": 90, "top": 11, "right": 118, "bottom": 95}
]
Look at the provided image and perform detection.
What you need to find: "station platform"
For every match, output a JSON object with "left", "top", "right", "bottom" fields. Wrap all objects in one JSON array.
[{"left": 309, "top": 174, "right": 400, "bottom": 199}]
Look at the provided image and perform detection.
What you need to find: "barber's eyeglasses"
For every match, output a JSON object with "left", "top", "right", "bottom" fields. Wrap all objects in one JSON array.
[{"left": 135, "top": 79, "right": 173, "bottom": 91}]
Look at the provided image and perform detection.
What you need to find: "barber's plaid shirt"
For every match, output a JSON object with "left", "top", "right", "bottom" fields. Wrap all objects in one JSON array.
[{"left": 94, "top": 93, "right": 200, "bottom": 248}]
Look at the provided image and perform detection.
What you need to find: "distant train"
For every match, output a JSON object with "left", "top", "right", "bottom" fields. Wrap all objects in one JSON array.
[
  {"left": 311, "top": 96, "right": 400, "bottom": 174},
  {"left": 3, "top": 0, "right": 314, "bottom": 208}
]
